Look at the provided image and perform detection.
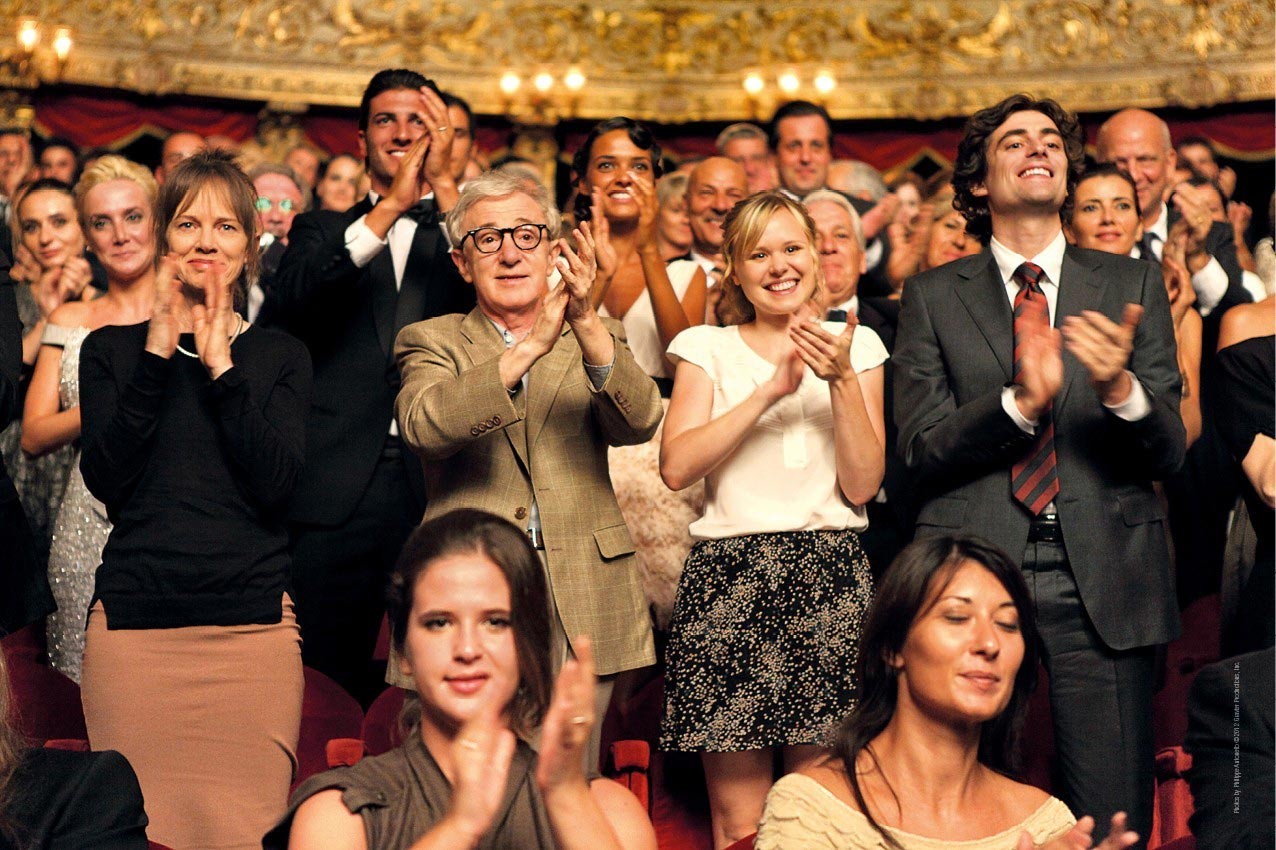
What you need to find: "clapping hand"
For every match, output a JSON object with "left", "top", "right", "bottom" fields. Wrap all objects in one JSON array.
[
  {"left": 1013, "top": 318, "right": 1063, "bottom": 422},
  {"left": 790, "top": 317, "right": 856, "bottom": 383},
  {"left": 762, "top": 348, "right": 806, "bottom": 404},
  {"left": 589, "top": 189, "right": 619, "bottom": 286},
  {"left": 629, "top": 169, "right": 660, "bottom": 249},
  {"left": 443, "top": 703, "right": 517, "bottom": 844},
  {"left": 1019, "top": 812, "right": 1139, "bottom": 850},
  {"left": 144, "top": 255, "right": 183, "bottom": 359},
  {"left": 32, "top": 256, "right": 91, "bottom": 318},
  {"left": 1061, "top": 305, "right": 1142, "bottom": 406},
  {"left": 418, "top": 86, "right": 458, "bottom": 199},
  {"left": 191, "top": 275, "right": 236, "bottom": 379},
  {"left": 535, "top": 635, "right": 598, "bottom": 796},
  {"left": 563, "top": 223, "right": 600, "bottom": 323}
]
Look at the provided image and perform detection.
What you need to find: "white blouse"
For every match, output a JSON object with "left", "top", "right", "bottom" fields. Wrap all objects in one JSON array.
[
  {"left": 666, "top": 322, "right": 888, "bottom": 540},
  {"left": 600, "top": 259, "right": 699, "bottom": 379}
]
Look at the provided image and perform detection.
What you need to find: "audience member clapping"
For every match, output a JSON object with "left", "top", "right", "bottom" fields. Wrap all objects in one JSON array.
[
  {"left": 78, "top": 149, "right": 312, "bottom": 850},
  {"left": 269, "top": 509, "right": 657, "bottom": 850},
  {"left": 21, "top": 155, "right": 157, "bottom": 682}
]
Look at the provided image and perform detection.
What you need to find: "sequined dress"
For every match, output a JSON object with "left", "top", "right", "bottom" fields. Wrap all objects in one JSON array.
[{"left": 45, "top": 324, "right": 111, "bottom": 682}]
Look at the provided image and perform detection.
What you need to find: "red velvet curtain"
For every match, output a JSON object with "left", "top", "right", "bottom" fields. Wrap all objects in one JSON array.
[{"left": 32, "top": 90, "right": 1276, "bottom": 171}]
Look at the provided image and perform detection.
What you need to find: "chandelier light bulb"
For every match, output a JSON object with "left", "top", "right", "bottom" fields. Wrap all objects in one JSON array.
[
  {"left": 52, "top": 28, "right": 72, "bottom": 61},
  {"left": 814, "top": 72, "right": 836, "bottom": 94},
  {"left": 533, "top": 72, "right": 555, "bottom": 93},
  {"left": 17, "top": 20, "right": 38, "bottom": 52},
  {"left": 564, "top": 68, "right": 586, "bottom": 91},
  {"left": 743, "top": 73, "right": 764, "bottom": 95},
  {"left": 499, "top": 71, "right": 521, "bottom": 94},
  {"left": 778, "top": 72, "right": 800, "bottom": 94}
]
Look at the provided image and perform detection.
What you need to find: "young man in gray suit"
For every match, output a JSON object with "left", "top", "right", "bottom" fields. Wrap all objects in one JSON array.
[{"left": 894, "top": 94, "right": 1186, "bottom": 848}]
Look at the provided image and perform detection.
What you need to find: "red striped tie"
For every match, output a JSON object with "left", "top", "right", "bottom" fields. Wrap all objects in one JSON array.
[{"left": 1010, "top": 262, "right": 1060, "bottom": 516}]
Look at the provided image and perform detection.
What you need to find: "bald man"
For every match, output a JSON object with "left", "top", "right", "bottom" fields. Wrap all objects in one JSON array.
[
  {"left": 683, "top": 156, "right": 747, "bottom": 283},
  {"left": 1095, "top": 109, "right": 1249, "bottom": 325},
  {"left": 155, "top": 131, "right": 207, "bottom": 184}
]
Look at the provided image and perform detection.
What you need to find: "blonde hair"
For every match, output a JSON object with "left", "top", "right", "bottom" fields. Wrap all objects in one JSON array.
[
  {"left": 74, "top": 155, "right": 158, "bottom": 228},
  {"left": 717, "top": 191, "right": 824, "bottom": 325}
]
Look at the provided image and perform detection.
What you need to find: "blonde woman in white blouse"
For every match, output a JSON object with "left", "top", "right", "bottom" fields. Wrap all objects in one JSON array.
[{"left": 659, "top": 191, "right": 887, "bottom": 849}]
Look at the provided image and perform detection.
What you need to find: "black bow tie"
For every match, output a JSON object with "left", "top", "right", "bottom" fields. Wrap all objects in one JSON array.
[{"left": 403, "top": 198, "right": 437, "bottom": 225}]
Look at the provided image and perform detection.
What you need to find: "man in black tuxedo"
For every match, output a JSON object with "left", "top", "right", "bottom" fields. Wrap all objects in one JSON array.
[
  {"left": 260, "top": 69, "right": 475, "bottom": 703},
  {"left": 894, "top": 94, "right": 1186, "bottom": 847}
]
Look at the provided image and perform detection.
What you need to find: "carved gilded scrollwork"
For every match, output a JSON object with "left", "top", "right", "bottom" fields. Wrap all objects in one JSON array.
[{"left": 3, "top": 0, "right": 1271, "bottom": 121}]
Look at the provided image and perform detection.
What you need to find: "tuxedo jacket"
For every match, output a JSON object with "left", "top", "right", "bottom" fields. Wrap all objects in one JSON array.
[
  {"left": 893, "top": 246, "right": 1186, "bottom": 650},
  {"left": 393, "top": 309, "right": 661, "bottom": 675},
  {"left": 260, "top": 198, "right": 474, "bottom": 525}
]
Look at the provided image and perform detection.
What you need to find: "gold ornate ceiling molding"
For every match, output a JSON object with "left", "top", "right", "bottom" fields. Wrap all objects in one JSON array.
[{"left": 9, "top": 0, "right": 1275, "bottom": 122}]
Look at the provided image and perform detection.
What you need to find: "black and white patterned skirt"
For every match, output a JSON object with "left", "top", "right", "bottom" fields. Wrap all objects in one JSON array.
[{"left": 659, "top": 528, "right": 872, "bottom": 752}]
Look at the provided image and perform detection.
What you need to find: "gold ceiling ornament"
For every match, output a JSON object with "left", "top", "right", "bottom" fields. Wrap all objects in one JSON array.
[{"left": 4, "top": 0, "right": 1271, "bottom": 122}]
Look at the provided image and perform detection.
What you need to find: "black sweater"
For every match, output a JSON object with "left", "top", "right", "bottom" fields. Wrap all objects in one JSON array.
[{"left": 79, "top": 322, "right": 312, "bottom": 629}]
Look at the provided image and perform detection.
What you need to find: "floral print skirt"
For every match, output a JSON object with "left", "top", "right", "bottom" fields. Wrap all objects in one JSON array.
[{"left": 659, "top": 528, "right": 872, "bottom": 752}]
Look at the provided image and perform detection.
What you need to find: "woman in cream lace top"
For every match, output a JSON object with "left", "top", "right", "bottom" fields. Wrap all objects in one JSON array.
[{"left": 757, "top": 536, "right": 1140, "bottom": 850}]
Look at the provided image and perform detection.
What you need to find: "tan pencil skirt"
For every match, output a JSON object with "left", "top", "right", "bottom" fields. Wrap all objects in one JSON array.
[{"left": 81, "top": 596, "right": 303, "bottom": 850}]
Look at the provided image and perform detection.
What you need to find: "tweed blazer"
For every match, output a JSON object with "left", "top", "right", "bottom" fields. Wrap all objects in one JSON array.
[{"left": 393, "top": 308, "right": 662, "bottom": 675}]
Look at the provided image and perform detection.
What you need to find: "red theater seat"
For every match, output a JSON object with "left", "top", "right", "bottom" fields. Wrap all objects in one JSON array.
[
  {"left": 296, "top": 667, "right": 363, "bottom": 785},
  {"left": 362, "top": 685, "right": 408, "bottom": 757},
  {"left": 4, "top": 655, "right": 87, "bottom": 744}
]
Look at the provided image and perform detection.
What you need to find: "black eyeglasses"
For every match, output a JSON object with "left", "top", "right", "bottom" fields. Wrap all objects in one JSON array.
[
  {"left": 255, "top": 197, "right": 296, "bottom": 213},
  {"left": 461, "top": 223, "right": 548, "bottom": 254}
]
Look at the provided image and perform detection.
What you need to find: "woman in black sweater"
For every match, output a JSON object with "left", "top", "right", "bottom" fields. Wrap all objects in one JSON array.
[{"left": 78, "top": 150, "right": 313, "bottom": 850}]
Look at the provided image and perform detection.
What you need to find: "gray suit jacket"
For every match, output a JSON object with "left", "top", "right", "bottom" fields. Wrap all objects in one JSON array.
[
  {"left": 394, "top": 308, "right": 661, "bottom": 675},
  {"left": 894, "top": 246, "right": 1186, "bottom": 650}
]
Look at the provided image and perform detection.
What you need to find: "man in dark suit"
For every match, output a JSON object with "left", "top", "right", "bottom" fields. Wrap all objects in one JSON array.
[
  {"left": 768, "top": 100, "right": 895, "bottom": 297},
  {"left": 894, "top": 94, "right": 1186, "bottom": 847},
  {"left": 805, "top": 189, "right": 910, "bottom": 576},
  {"left": 260, "top": 69, "right": 475, "bottom": 703},
  {"left": 1185, "top": 648, "right": 1275, "bottom": 850}
]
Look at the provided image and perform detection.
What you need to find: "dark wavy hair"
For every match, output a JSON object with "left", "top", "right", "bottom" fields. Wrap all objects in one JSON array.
[
  {"left": 387, "top": 509, "right": 553, "bottom": 739},
  {"left": 830, "top": 535, "right": 1040, "bottom": 849},
  {"left": 1065, "top": 162, "right": 1142, "bottom": 224},
  {"left": 570, "top": 116, "right": 664, "bottom": 223},
  {"left": 952, "top": 94, "right": 1084, "bottom": 244}
]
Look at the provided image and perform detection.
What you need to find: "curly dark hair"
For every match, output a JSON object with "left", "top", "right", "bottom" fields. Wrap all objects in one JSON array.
[
  {"left": 570, "top": 116, "right": 663, "bottom": 223},
  {"left": 952, "top": 94, "right": 1084, "bottom": 244},
  {"left": 829, "top": 535, "right": 1041, "bottom": 849}
]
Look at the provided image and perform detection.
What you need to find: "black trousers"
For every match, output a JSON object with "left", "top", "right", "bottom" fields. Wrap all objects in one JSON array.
[
  {"left": 1022, "top": 540, "right": 1155, "bottom": 849},
  {"left": 289, "top": 440, "right": 419, "bottom": 706}
]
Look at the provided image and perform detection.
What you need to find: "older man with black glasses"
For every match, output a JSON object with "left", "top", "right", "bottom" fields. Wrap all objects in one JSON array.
[{"left": 392, "top": 169, "right": 662, "bottom": 768}]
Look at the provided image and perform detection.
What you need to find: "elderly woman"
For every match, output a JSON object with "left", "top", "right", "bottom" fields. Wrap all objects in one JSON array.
[
  {"left": 21, "top": 156, "right": 156, "bottom": 682},
  {"left": 757, "top": 536, "right": 1139, "bottom": 850},
  {"left": 268, "top": 509, "right": 656, "bottom": 849},
  {"left": 78, "top": 150, "right": 312, "bottom": 850}
]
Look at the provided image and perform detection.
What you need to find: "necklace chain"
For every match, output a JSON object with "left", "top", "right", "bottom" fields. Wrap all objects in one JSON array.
[{"left": 175, "top": 315, "right": 245, "bottom": 359}]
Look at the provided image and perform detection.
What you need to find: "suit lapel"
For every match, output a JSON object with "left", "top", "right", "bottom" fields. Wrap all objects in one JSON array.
[
  {"left": 526, "top": 327, "right": 575, "bottom": 451},
  {"left": 461, "top": 310, "right": 530, "bottom": 471},
  {"left": 954, "top": 254, "right": 1015, "bottom": 382},
  {"left": 1055, "top": 246, "right": 1104, "bottom": 410}
]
